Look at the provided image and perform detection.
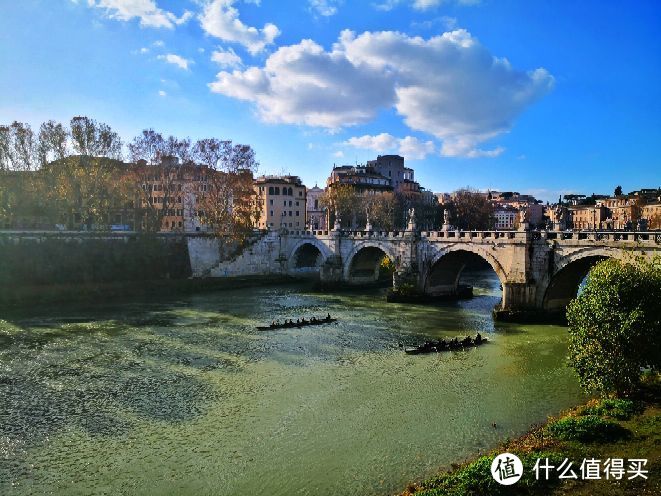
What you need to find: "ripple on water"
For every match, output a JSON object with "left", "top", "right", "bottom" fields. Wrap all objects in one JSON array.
[{"left": 0, "top": 272, "right": 585, "bottom": 495}]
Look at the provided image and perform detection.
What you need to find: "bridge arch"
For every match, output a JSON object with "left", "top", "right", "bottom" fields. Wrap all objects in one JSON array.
[
  {"left": 539, "top": 247, "right": 617, "bottom": 311},
  {"left": 423, "top": 246, "right": 507, "bottom": 297},
  {"left": 343, "top": 242, "right": 398, "bottom": 285},
  {"left": 287, "top": 239, "right": 332, "bottom": 274}
]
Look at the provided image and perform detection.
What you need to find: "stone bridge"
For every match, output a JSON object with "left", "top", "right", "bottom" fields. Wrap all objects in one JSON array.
[{"left": 188, "top": 227, "right": 661, "bottom": 319}]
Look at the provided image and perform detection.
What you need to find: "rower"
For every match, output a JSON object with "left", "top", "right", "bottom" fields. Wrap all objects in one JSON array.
[
  {"left": 476, "top": 332, "right": 482, "bottom": 343},
  {"left": 327, "top": 313, "right": 331, "bottom": 320}
]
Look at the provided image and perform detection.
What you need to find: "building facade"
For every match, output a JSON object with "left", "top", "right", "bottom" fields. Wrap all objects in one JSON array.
[
  {"left": 254, "top": 175, "right": 307, "bottom": 230},
  {"left": 306, "top": 185, "right": 326, "bottom": 230}
]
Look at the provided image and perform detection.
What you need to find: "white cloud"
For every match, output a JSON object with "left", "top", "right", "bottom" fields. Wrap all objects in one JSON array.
[
  {"left": 157, "top": 53, "right": 193, "bottom": 70},
  {"left": 139, "top": 47, "right": 149, "bottom": 54},
  {"left": 158, "top": 90, "right": 167, "bottom": 97},
  {"left": 344, "top": 133, "right": 435, "bottom": 160},
  {"left": 209, "top": 29, "right": 552, "bottom": 157},
  {"left": 209, "top": 38, "right": 396, "bottom": 128},
  {"left": 374, "top": 0, "right": 479, "bottom": 11},
  {"left": 333, "top": 150, "right": 344, "bottom": 158},
  {"left": 211, "top": 47, "right": 242, "bottom": 68},
  {"left": 152, "top": 40, "right": 165, "bottom": 47},
  {"left": 87, "top": 0, "right": 192, "bottom": 29},
  {"left": 199, "top": 0, "right": 280, "bottom": 55},
  {"left": 309, "top": 0, "right": 341, "bottom": 17}
]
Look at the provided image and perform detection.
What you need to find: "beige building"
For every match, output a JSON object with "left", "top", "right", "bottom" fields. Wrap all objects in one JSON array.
[
  {"left": 568, "top": 205, "right": 609, "bottom": 230},
  {"left": 254, "top": 175, "right": 307, "bottom": 230}
]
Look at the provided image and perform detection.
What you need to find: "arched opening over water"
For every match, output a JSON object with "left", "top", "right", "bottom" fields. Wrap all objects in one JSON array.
[
  {"left": 289, "top": 242, "right": 325, "bottom": 277},
  {"left": 425, "top": 249, "right": 504, "bottom": 300},
  {"left": 346, "top": 246, "right": 394, "bottom": 285},
  {"left": 543, "top": 255, "right": 609, "bottom": 311}
]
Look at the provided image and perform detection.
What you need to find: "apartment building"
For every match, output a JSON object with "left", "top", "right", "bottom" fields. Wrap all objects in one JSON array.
[{"left": 254, "top": 175, "right": 307, "bottom": 230}]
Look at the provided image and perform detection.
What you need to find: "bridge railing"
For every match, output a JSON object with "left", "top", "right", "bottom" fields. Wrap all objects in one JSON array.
[{"left": 283, "top": 229, "right": 661, "bottom": 244}]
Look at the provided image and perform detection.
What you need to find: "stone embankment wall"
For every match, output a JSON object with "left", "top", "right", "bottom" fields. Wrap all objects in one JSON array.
[
  {"left": 187, "top": 231, "right": 286, "bottom": 278},
  {"left": 0, "top": 231, "right": 191, "bottom": 288}
]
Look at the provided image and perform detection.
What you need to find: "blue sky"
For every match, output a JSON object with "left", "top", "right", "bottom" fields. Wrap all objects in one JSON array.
[{"left": 0, "top": 0, "right": 659, "bottom": 202}]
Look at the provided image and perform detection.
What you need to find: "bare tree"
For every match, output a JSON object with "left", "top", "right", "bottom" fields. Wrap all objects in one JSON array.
[
  {"left": 194, "top": 141, "right": 260, "bottom": 240},
  {"left": 447, "top": 188, "right": 495, "bottom": 230},
  {"left": 128, "top": 129, "right": 165, "bottom": 165},
  {"left": 38, "top": 120, "right": 68, "bottom": 165},
  {"left": 70, "top": 116, "right": 122, "bottom": 159}
]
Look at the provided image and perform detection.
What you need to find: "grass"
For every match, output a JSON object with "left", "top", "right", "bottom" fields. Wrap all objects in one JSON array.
[{"left": 398, "top": 375, "right": 661, "bottom": 496}]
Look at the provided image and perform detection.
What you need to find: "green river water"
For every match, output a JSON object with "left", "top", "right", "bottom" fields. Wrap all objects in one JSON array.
[{"left": 0, "top": 270, "right": 585, "bottom": 495}]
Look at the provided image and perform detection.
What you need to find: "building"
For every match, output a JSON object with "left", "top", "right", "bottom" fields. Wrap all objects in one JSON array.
[
  {"left": 366, "top": 155, "right": 415, "bottom": 190},
  {"left": 493, "top": 205, "right": 518, "bottom": 230},
  {"left": 489, "top": 191, "right": 544, "bottom": 227},
  {"left": 327, "top": 164, "right": 392, "bottom": 193},
  {"left": 254, "top": 175, "right": 306, "bottom": 230},
  {"left": 568, "top": 205, "right": 609, "bottom": 230},
  {"left": 306, "top": 185, "right": 326, "bottom": 230}
]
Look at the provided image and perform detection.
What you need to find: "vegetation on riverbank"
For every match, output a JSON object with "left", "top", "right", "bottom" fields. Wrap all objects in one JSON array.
[{"left": 399, "top": 375, "right": 660, "bottom": 496}]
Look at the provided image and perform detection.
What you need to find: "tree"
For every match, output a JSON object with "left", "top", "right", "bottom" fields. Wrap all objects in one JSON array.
[
  {"left": 41, "top": 156, "right": 134, "bottom": 229},
  {"left": 448, "top": 188, "right": 494, "bottom": 230},
  {"left": 38, "top": 120, "right": 68, "bottom": 165},
  {"left": 320, "top": 184, "right": 361, "bottom": 229},
  {"left": 365, "top": 192, "right": 400, "bottom": 231},
  {"left": 614, "top": 185, "right": 623, "bottom": 196},
  {"left": 195, "top": 141, "right": 260, "bottom": 241},
  {"left": 70, "top": 116, "right": 122, "bottom": 159},
  {"left": 0, "top": 122, "right": 42, "bottom": 227},
  {"left": 566, "top": 256, "right": 661, "bottom": 396}
]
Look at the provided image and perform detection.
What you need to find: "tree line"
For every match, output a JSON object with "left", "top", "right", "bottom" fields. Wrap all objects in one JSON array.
[
  {"left": 320, "top": 185, "right": 496, "bottom": 231},
  {"left": 0, "top": 116, "right": 260, "bottom": 239}
]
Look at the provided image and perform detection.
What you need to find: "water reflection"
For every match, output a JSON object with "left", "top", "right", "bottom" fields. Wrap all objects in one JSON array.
[{"left": 0, "top": 270, "right": 584, "bottom": 495}]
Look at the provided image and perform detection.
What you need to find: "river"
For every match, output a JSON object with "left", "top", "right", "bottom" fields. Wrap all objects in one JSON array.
[{"left": 0, "top": 270, "right": 585, "bottom": 495}]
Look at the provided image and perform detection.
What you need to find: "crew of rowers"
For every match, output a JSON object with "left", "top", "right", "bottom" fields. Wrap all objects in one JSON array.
[
  {"left": 409, "top": 332, "right": 485, "bottom": 351},
  {"left": 270, "top": 313, "right": 332, "bottom": 327}
]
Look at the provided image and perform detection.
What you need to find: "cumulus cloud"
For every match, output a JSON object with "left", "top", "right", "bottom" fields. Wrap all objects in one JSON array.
[
  {"left": 344, "top": 133, "right": 435, "bottom": 160},
  {"left": 158, "top": 90, "right": 167, "bottom": 97},
  {"left": 211, "top": 47, "right": 243, "bottom": 68},
  {"left": 200, "top": 0, "right": 280, "bottom": 55},
  {"left": 309, "top": 0, "right": 341, "bottom": 17},
  {"left": 87, "top": 0, "right": 192, "bottom": 29},
  {"left": 209, "top": 28, "right": 553, "bottom": 157},
  {"left": 209, "top": 39, "right": 396, "bottom": 128},
  {"left": 157, "top": 53, "right": 193, "bottom": 70}
]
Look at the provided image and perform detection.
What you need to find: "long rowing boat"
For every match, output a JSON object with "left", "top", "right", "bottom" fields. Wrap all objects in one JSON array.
[
  {"left": 404, "top": 335, "right": 488, "bottom": 354},
  {"left": 256, "top": 317, "right": 337, "bottom": 331}
]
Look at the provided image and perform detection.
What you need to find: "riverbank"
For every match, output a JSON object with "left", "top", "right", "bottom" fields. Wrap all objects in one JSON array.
[{"left": 397, "top": 374, "right": 660, "bottom": 496}]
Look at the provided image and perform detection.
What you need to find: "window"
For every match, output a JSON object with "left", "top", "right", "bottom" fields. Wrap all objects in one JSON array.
[
  {"left": 284, "top": 200, "right": 287, "bottom": 206},
  {"left": 269, "top": 199, "right": 273, "bottom": 205},
  {"left": 270, "top": 210, "right": 274, "bottom": 217},
  {"left": 283, "top": 211, "right": 287, "bottom": 216},
  {"left": 314, "top": 200, "right": 318, "bottom": 209},
  {"left": 296, "top": 201, "right": 299, "bottom": 207},
  {"left": 289, "top": 200, "right": 292, "bottom": 207},
  {"left": 275, "top": 187, "right": 280, "bottom": 195},
  {"left": 289, "top": 211, "right": 293, "bottom": 216},
  {"left": 296, "top": 211, "right": 299, "bottom": 216},
  {"left": 269, "top": 186, "right": 274, "bottom": 195}
]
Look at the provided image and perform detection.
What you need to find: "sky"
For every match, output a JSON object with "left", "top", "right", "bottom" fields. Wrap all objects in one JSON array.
[{"left": 0, "top": 0, "right": 660, "bottom": 202}]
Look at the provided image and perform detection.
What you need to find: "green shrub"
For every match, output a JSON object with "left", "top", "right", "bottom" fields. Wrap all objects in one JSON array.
[
  {"left": 416, "top": 452, "right": 564, "bottom": 496},
  {"left": 545, "top": 415, "right": 630, "bottom": 443},
  {"left": 566, "top": 256, "right": 661, "bottom": 395},
  {"left": 579, "top": 398, "right": 643, "bottom": 420}
]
